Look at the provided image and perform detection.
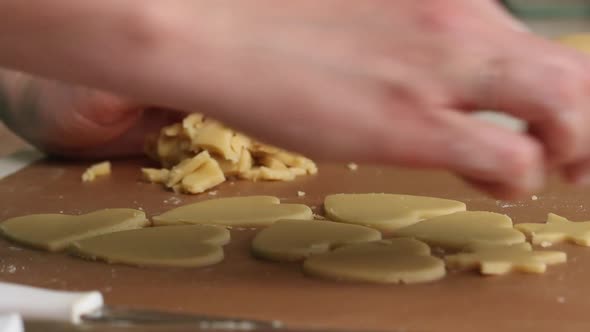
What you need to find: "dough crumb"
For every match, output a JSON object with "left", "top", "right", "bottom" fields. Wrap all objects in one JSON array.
[
  {"left": 347, "top": 162, "right": 358, "bottom": 171},
  {"left": 143, "top": 114, "right": 318, "bottom": 194},
  {"left": 531, "top": 195, "right": 539, "bottom": 201},
  {"left": 82, "top": 161, "right": 111, "bottom": 182},
  {"left": 297, "top": 191, "right": 306, "bottom": 197},
  {"left": 540, "top": 241, "right": 553, "bottom": 248},
  {"left": 208, "top": 191, "right": 218, "bottom": 196}
]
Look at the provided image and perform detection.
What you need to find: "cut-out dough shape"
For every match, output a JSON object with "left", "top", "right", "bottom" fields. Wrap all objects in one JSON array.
[
  {"left": 303, "top": 238, "right": 446, "bottom": 284},
  {"left": 324, "top": 193, "right": 466, "bottom": 231},
  {"left": 445, "top": 244, "right": 566, "bottom": 275},
  {"left": 70, "top": 225, "right": 229, "bottom": 268},
  {"left": 393, "top": 211, "right": 525, "bottom": 250},
  {"left": 252, "top": 219, "right": 382, "bottom": 262},
  {"left": 153, "top": 196, "right": 313, "bottom": 227},
  {"left": 516, "top": 213, "right": 590, "bottom": 246},
  {"left": 0, "top": 209, "right": 148, "bottom": 252}
]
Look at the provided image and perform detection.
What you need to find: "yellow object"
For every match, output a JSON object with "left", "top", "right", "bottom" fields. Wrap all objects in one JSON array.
[
  {"left": 559, "top": 33, "right": 590, "bottom": 54},
  {"left": 70, "top": 225, "right": 229, "bottom": 268},
  {"left": 252, "top": 219, "right": 381, "bottom": 262},
  {"left": 445, "top": 244, "right": 566, "bottom": 275},
  {"left": 0, "top": 209, "right": 148, "bottom": 251},
  {"left": 152, "top": 196, "right": 313, "bottom": 227},
  {"left": 303, "top": 239, "right": 446, "bottom": 284},
  {"left": 394, "top": 211, "right": 526, "bottom": 249},
  {"left": 81, "top": 161, "right": 111, "bottom": 182},
  {"left": 324, "top": 193, "right": 466, "bottom": 232},
  {"left": 516, "top": 213, "right": 590, "bottom": 246},
  {"left": 144, "top": 114, "right": 317, "bottom": 194}
]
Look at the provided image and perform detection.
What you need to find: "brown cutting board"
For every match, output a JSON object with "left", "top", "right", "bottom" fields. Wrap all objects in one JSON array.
[{"left": 1, "top": 158, "right": 590, "bottom": 332}]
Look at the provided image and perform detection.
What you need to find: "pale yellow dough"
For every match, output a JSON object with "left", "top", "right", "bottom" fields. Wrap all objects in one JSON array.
[
  {"left": 303, "top": 239, "right": 446, "bottom": 284},
  {"left": 153, "top": 196, "right": 313, "bottom": 227},
  {"left": 81, "top": 161, "right": 111, "bottom": 182},
  {"left": 516, "top": 213, "right": 590, "bottom": 247},
  {"left": 445, "top": 244, "right": 566, "bottom": 275},
  {"left": 251, "top": 219, "right": 382, "bottom": 262},
  {"left": 324, "top": 193, "right": 466, "bottom": 231},
  {"left": 559, "top": 33, "right": 590, "bottom": 54},
  {"left": 0, "top": 209, "right": 148, "bottom": 252},
  {"left": 393, "top": 211, "right": 525, "bottom": 250},
  {"left": 70, "top": 225, "right": 229, "bottom": 268}
]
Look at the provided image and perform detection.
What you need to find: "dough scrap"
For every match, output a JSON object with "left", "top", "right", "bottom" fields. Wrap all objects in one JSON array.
[
  {"left": 153, "top": 196, "right": 313, "bottom": 227},
  {"left": 144, "top": 114, "right": 318, "bottom": 194},
  {"left": 393, "top": 211, "right": 525, "bottom": 250},
  {"left": 70, "top": 225, "right": 229, "bottom": 268},
  {"left": 324, "top": 193, "right": 466, "bottom": 231},
  {"left": 81, "top": 161, "right": 111, "bottom": 182},
  {"left": 0, "top": 209, "right": 148, "bottom": 252},
  {"left": 252, "top": 219, "right": 382, "bottom": 262},
  {"left": 303, "top": 239, "right": 446, "bottom": 284},
  {"left": 516, "top": 213, "right": 590, "bottom": 247},
  {"left": 559, "top": 33, "right": 590, "bottom": 54},
  {"left": 445, "top": 244, "right": 566, "bottom": 275}
]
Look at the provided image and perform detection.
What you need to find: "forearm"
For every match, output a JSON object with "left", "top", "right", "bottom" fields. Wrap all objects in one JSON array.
[{"left": 0, "top": 1, "right": 231, "bottom": 114}]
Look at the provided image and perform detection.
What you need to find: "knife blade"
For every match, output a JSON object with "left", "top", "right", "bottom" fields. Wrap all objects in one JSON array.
[{"left": 2, "top": 282, "right": 377, "bottom": 332}]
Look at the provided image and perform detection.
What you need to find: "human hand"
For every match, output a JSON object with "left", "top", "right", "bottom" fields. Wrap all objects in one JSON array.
[
  {"left": 0, "top": 70, "right": 180, "bottom": 159},
  {"left": 147, "top": 0, "right": 589, "bottom": 198}
]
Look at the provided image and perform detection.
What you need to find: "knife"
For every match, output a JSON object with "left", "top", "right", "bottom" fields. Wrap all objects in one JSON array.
[
  {"left": 0, "top": 281, "right": 377, "bottom": 332},
  {"left": 0, "top": 281, "right": 281, "bottom": 330}
]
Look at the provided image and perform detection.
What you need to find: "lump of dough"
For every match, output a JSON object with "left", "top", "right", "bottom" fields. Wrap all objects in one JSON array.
[
  {"left": 81, "top": 161, "right": 111, "bottom": 182},
  {"left": 153, "top": 196, "right": 313, "bottom": 227},
  {"left": 303, "top": 238, "right": 445, "bottom": 284},
  {"left": 393, "top": 211, "right": 525, "bottom": 250},
  {"left": 445, "top": 244, "right": 566, "bottom": 275},
  {"left": 324, "top": 193, "right": 466, "bottom": 232},
  {"left": 516, "top": 213, "right": 590, "bottom": 247},
  {"left": 0, "top": 209, "right": 148, "bottom": 252},
  {"left": 559, "top": 33, "right": 590, "bottom": 54},
  {"left": 70, "top": 225, "right": 229, "bottom": 268},
  {"left": 252, "top": 219, "right": 382, "bottom": 262}
]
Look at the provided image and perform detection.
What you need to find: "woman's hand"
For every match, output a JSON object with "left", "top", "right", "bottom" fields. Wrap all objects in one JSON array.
[
  {"left": 2, "top": 0, "right": 590, "bottom": 198},
  {"left": 0, "top": 69, "right": 180, "bottom": 158}
]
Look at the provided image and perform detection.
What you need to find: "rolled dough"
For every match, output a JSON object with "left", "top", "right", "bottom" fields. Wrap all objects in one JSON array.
[
  {"left": 393, "top": 211, "right": 525, "bottom": 250},
  {"left": 153, "top": 196, "right": 313, "bottom": 227},
  {"left": 303, "top": 239, "right": 446, "bottom": 284},
  {"left": 324, "top": 193, "right": 466, "bottom": 232},
  {"left": 445, "top": 244, "right": 566, "bottom": 275},
  {"left": 516, "top": 213, "right": 590, "bottom": 247},
  {"left": 70, "top": 225, "right": 229, "bottom": 268},
  {"left": 0, "top": 209, "right": 148, "bottom": 252},
  {"left": 251, "top": 219, "right": 382, "bottom": 262}
]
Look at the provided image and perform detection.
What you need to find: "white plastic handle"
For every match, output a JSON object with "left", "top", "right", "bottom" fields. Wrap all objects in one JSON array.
[
  {"left": 0, "top": 282, "right": 103, "bottom": 323},
  {"left": 0, "top": 313, "right": 23, "bottom": 332}
]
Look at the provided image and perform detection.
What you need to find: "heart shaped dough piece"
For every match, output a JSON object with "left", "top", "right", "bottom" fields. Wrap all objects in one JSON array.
[
  {"left": 153, "top": 196, "right": 313, "bottom": 227},
  {"left": 303, "top": 238, "right": 445, "bottom": 284},
  {"left": 445, "top": 244, "right": 566, "bottom": 275},
  {"left": 252, "top": 219, "right": 382, "bottom": 262},
  {"left": 516, "top": 213, "right": 590, "bottom": 247},
  {"left": 0, "top": 209, "right": 148, "bottom": 252},
  {"left": 324, "top": 193, "right": 466, "bottom": 231},
  {"left": 70, "top": 225, "right": 230, "bottom": 268},
  {"left": 393, "top": 211, "right": 525, "bottom": 250}
]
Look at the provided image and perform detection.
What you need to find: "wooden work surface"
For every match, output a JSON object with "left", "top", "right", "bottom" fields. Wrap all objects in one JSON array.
[{"left": 1, "top": 158, "right": 590, "bottom": 332}]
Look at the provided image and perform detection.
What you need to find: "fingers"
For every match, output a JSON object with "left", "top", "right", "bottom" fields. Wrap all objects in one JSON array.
[
  {"left": 53, "top": 108, "right": 184, "bottom": 159},
  {"left": 379, "top": 108, "right": 544, "bottom": 198},
  {"left": 464, "top": 34, "right": 590, "bottom": 169}
]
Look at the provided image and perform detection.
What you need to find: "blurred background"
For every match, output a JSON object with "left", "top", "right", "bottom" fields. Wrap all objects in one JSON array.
[{"left": 503, "top": 0, "right": 590, "bottom": 36}]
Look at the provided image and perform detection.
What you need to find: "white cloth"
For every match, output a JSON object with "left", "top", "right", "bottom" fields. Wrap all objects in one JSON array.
[{"left": 0, "top": 314, "right": 23, "bottom": 332}]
